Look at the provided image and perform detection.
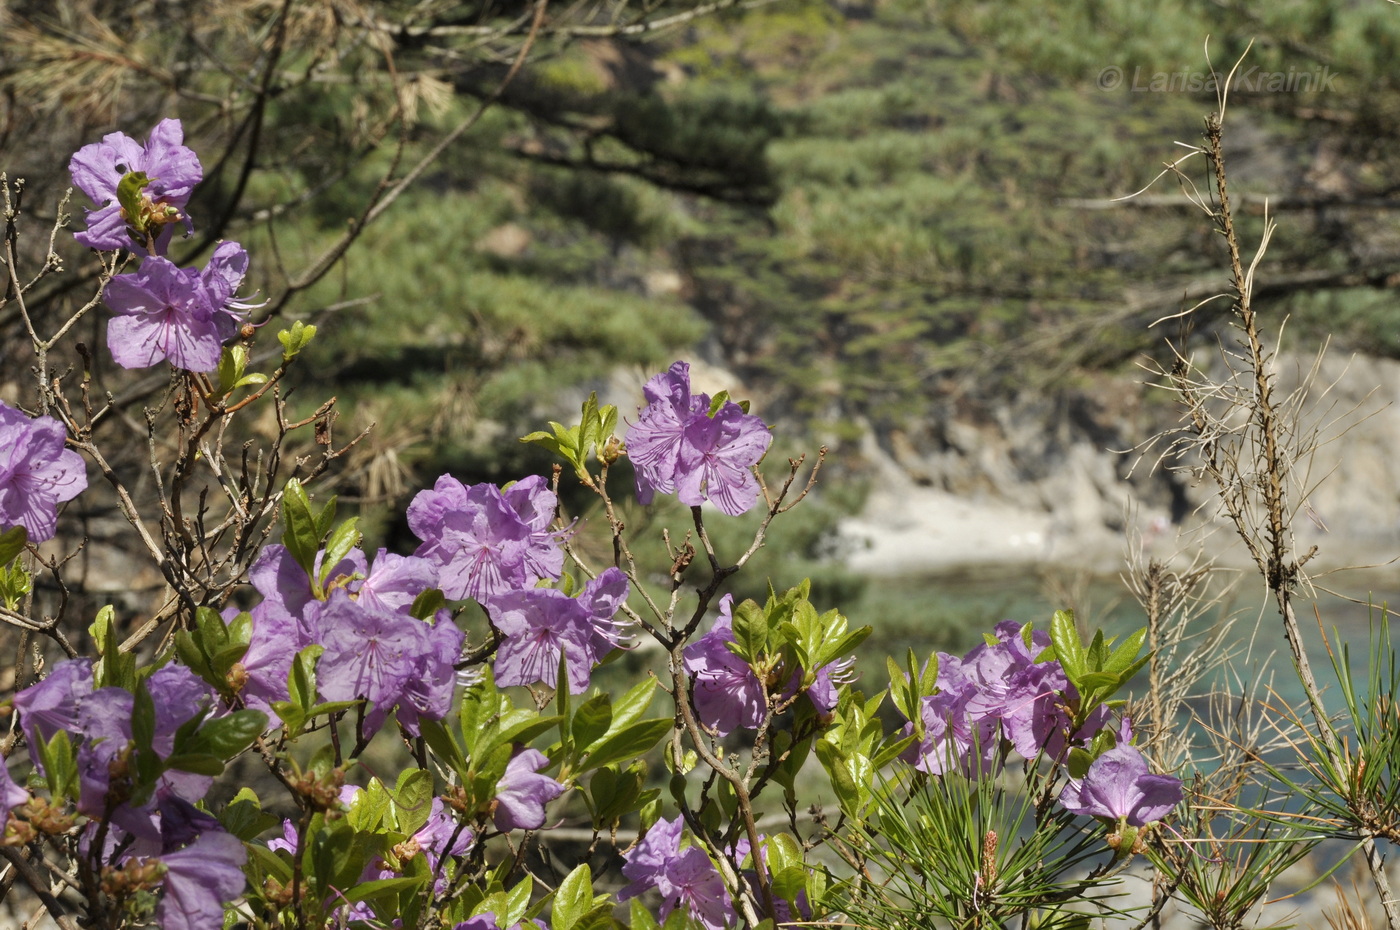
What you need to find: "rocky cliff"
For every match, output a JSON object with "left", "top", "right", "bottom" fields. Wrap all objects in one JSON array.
[{"left": 838, "top": 350, "right": 1400, "bottom": 576}]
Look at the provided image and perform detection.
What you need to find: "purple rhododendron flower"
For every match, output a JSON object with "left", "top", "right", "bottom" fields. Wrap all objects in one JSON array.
[
  {"left": 102, "top": 243, "right": 256, "bottom": 372},
  {"left": 493, "top": 748, "right": 565, "bottom": 832},
  {"left": 676, "top": 402, "right": 771, "bottom": 516},
  {"left": 0, "top": 401, "right": 88, "bottom": 542},
  {"left": 455, "top": 916, "right": 546, "bottom": 930},
  {"left": 898, "top": 621, "right": 1108, "bottom": 775},
  {"left": 155, "top": 830, "right": 247, "bottom": 930},
  {"left": 626, "top": 362, "right": 707, "bottom": 505},
  {"left": 357, "top": 548, "right": 439, "bottom": 613},
  {"left": 454, "top": 917, "right": 499, "bottom": 930},
  {"left": 243, "top": 543, "right": 454, "bottom": 731},
  {"left": 13, "top": 658, "right": 94, "bottom": 752},
  {"left": 395, "top": 610, "right": 465, "bottom": 736},
  {"left": 235, "top": 602, "right": 310, "bottom": 714},
  {"left": 898, "top": 653, "right": 1002, "bottom": 777},
  {"left": 626, "top": 361, "right": 772, "bottom": 516},
  {"left": 246, "top": 543, "right": 368, "bottom": 640},
  {"left": 316, "top": 589, "right": 427, "bottom": 711},
  {"left": 412, "top": 797, "right": 475, "bottom": 863},
  {"left": 490, "top": 567, "right": 631, "bottom": 694},
  {"left": 408, "top": 474, "right": 565, "bottom": 602},
  {"left": 68, "top": 118, "right": 202, "bottom": 253},
  {"left": 72, "top": 669, "right": 221, "bottom": 839},
  {"left": 961, "top": 621, "right": 1080, "bottom": 759},
  {"left": 802, "top": 656, "right": 855, "bottom": 717},
  {"left": 683, "top": 595, "right": 766, "bottom": 736},
  {"left": 1, "top": 757, "right": 28, "bottom": 823},
  {"left": 1060, "top": 745, "right": 1183, "bottom": 826},
  {"left": 618, "top": 816, "right": 730, "bottom": 930}
]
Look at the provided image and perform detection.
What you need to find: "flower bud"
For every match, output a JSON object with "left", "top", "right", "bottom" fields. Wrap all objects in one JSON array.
[{"left": 3, "top": 813, "right": 36, "bottom": 847}]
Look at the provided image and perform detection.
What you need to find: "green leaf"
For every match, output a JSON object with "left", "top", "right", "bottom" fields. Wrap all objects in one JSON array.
[
  {"left": 281, "top": 479, "right": 321, "bottom": 579},
  {"left": 220, "top": 788, "right": 281, "bottom": 840},
  {"left": 162, "top": 753, "right": 226, "bottom": 777},
  {"left": 410, "top": 587, "right": 448, "bottom": 621},
  {"left": 394, "top": 768, "right": 435, "bottom": 836},
  {"left": 552, "top": 864, "right": 592, "bottom": 930},
  {"left": 764, "top": 833, "right": 804, "bottom": 874},
  {"left": 772, "top": 866, "right": 808, "bottom": 908},
  {"left": 115, "top": 170, "right": 153, "bottom": 227},
  {"left": 814, "top": 625, "right": 872, "bottom": 671},
  {"left": 0, "top": 525, "right": 28, "bottom": 567},
  {"left": 1068, "top": 747, "right": 1094, "bottom": 779},
  {"left": 38, "top": 730, "right": 77, "bottom": 800},
  {"left": 520, "top": 430, "right": 565, "bottom": 458},
  {"left": 191, "top": 710, "right": 267, "bottom": 759},
  {"left": 288, "top": 645, "right": 322, "bottom": 714},
  {"left": 90, "top": 605, "right": 136, "bottom": 691},
  {"left": 309, "top": 819, "right": 358, "bottom": 893},
  {"left": 589, "top": 764, "right": 646, "bottom": 829},
  {"left": 919, "top": 650, "right": 939, "bottom": 694},
  {"left": 628, "top": 900, "right": 662, "bottom": 930},
  {"left": 870, "top": 734, "right": 917, "bottom": 770},
  {"left": 418, "top": 718, "right": 468, "bottom": 777},
  {"left": 210, "top": 642, "right": 251, "bottom": 680},
  {"left": 277, "top": 321, "right": 317, "bottom": 361},
  {"left": 1104, "top": 627, "right": 1147, "bottom": 675},
  {"left": 609, "top": 678, "right": 656, "bottom": 732},
  {"left": 0, "top": 560, "right": 33, "bottom": 611},
  {"left": 506, "top": 874, "right": 535, "bottom": 926},
  {"left": 216, "top": 345, "right": 248, "bottom": 395},
  {"left": 342, "top": 876, "right": 428, "bottom": 905},
  {"left": 1050, "top": 609, "right": 1085, "bottom": 680},
  {"left": 248, "top": 843, "right": 294, "bottom": 882},
  {"left": 348, "top": 779, "right": 393, "bottom": 833},
  {"left": 582, "top": 719, "right": 672, "bottom": 772},
  {"left": 319, "top": 518, "right": 362, "bottom": 587},
  {"left": 729, "top": 598, "right": 766, "bottom": 663},
  {"left": 175, "top": 630, "right": 217, "bottom": 690},
  {"left": 885, "top": 657, "right": 913, "bottom": 722},
  {"left": 815, "top": 741, "right": 858, "bottom": 812},
  {"left": 131, "top": 682, "right": 157, "bottom": 762},
  {"left": 571, "top": 693, "right": 613, "bottom": 751}
]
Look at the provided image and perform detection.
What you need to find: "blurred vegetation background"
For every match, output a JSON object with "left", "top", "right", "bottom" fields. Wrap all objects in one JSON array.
[{"left": 4, "top": 0, "right": 1400, "bottom": 637}]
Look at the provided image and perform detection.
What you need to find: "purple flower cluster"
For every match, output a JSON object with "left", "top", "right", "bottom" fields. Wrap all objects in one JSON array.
[
  {"left": 683, "top": 595, "right": 851, "bottom": 736},
  {"left": 619, "top": 817, "right": 732, "bottom": 930},
  {"left": 0, "top": 400, "right": 87, "bottom": 543},
  {"left": 237, "top": 544, "right": 463, "bottom": 734},
  {"left": 901, "top": 621, "right": 1107, "bottom": 776},
  {"left": 12, "top": 659, "right": 247, "bottom": 930},
  {"left": 619, "top": 818, "right": 807, "bottom": 930},
  {"left": 626, "top": 362, "right": 772, "bottom": 516},
  {"left": 70, "top": 120, "right": 259, "bottom": 373},
  {"left": 490, "top": 568, "right": 631, "bottom": 694},
  {"left": 408, "top": 474, "right": 566, "bottom": 602},
  {"left": 406, "top": 474, "right": 633, "bottom": 694}
]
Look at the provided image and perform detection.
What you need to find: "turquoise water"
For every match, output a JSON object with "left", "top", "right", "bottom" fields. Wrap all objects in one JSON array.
[{"left": 846, "top": 564, "right": 1400, "bottom": 762}]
